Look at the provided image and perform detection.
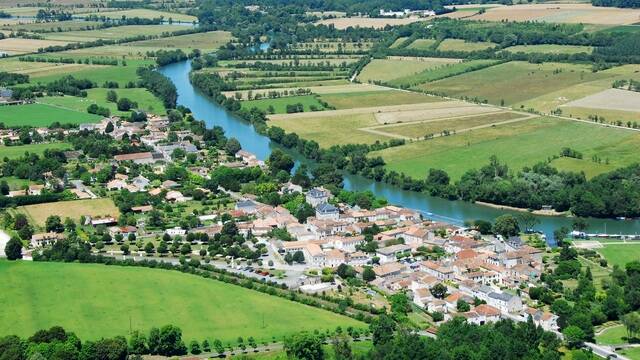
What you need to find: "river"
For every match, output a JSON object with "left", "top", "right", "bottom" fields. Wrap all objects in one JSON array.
[{"left": 159, "top": 60, "right": 640, "bottom": 245}]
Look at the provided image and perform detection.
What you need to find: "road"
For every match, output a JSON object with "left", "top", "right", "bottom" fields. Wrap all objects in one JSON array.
[{"left": 0, "top": 229, "right": 9, "bottom": 257}]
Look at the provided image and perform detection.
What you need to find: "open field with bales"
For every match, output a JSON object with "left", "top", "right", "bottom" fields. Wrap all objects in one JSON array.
[
  {"left": 358, "top": 57, "right": 461, "bottom": 83},
  {"left": 315, "top": 16, "right": 427, "bottom": 29},
  {"left": 0, "top": 261, "right": 364, "bottom": 342},
  {"left": 125, "top": 31, "right": 232, "bottom": 52},
  {"left": 75, "top": 9, "right": 198, "bottom": 22},
  {"left": 443, "top": 3, "right": 640, "bottom": 25},
  {"left": 12, "top": 198, "right": 120, "bottom": 226},
  {"left": 0, "top": 143, "right": 73, "bottom": 160},
  {"left": 0, "top": 103, "right": 101, "bottom": 127},
  {"left": 371, "top": 116, "right": 640, "bottom": 180}
]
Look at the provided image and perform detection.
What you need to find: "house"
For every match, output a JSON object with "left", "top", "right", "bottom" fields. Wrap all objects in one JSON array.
[
  {"left": 131, "top": 175, "right": 150, "bottom": 190},
  {"left": 161, "top": 180, "right": 179, "bottom": 189},
  {"left": 463, "top": 304, "right": 501, "bottom": 325},
  {"left": 235, "top": 199, "right": 258, "bottom": 214},
  {"left": 524, "top": 308, "right": 558, "bottom": 331},
  {"left": 165, "top": 227, "right": 187, "bottom": 236},
  {"left": 106, "top": 179, "right": 127, "bottom": 191},
  {"left": 31, "top": 232, "right": 64, "bottom": 247},
  {"left": 347, "top": 251, "right": 369, "bottom": 266},
  {"left": 131, "top": 205, "right": 153, "bottom": 213},
  {"left": 333, "top": 236, "right": 365, "bottom": 252},
  {"left": 412, "top": 287, "right": 433, "bottom": 309},
  {"left": 165, "top": 190, "right": 188, "bottom": 202},
  {"left": 373, "top": 262, "right": 406, "bottom": 279},
  {"left": 108, "top": 225, "right": 137, "bottom": 238},
  {"left": 316, "top": 203, "right": 339, "bottom": 220},
  {"left": 28, "top": 184, "right": 44, "bottom": 196},
  {"left": 90, "top": 216, "right": 117, "bottom": 226},
  {"left": 113, "top": 152, "right": 156, "bottom": 164},
  {"left": 487, "top": 291, "right": 523, "bottom": 313},
  {"left": 376, "top": 244, "right": 411, "bottom": 263},
  {"left": 306, "top": 187, "right": 330, "bottom": 208}
]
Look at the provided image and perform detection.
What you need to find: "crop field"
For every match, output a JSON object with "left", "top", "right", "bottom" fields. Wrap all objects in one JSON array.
[
  {"left": 0, "top": 20, "right": 103, "bottom": 32},
  {"left": 0, "top": 103, "right": 101, "bottom": 127},
  {"left": 358, "top": 57, "right": 461, "bottom": 83},
  {"left": 445, "top": 3, "right": 640, "bottom": 25},
  {"left": 222, "top": 83, "right": 387, "bottom": 99},
  {"left": 315, "top": 16, "right": 427, "bottom": 29},
  {"left": 241, "top": 95, "right": 326, "bottom": 114},
  {"left": 437, "top": 39, "right": 497, "bottom": 52},
  {"left": 0, "top": 261, "right": 363, "bottom": 342},
  {"left": 597, "top": 243, "right": 640, "bottom": 268},
  {"left": 0, "top": 142, "right": 72, "bottom": 160},
  {"left": 319, "top": 90, "right": 439, "bottom": 109},
  {"left": 13, "top": 198, "right": 120, "bottom": 226},
  {"left": 125, "top": 31, "right": 232, "bottom": 52},
  {"left": 0, "top": 38, "right": 71, "bottom": 55},
  {"left": 0, "top": 58, "right": 99, "bottom": 77},
  {"left": 371, "top": 116, "right": 640, "bottom": 180},
  {"left": 291, "top": 41, "right": 373, "bottom": 53},
  {"left": 394, "top": 59, "right": 499, "bottom": 88},
  {"left": 42, "top": 25, "right": 186, "bottom": 42},
  {"left": 426, "top": 61, "right": 609, "bottom": 106},
  {"left": 76, "top": 9, "right": 198, "bottom": 22},
  {"left": 390, "top": 37, "right": 408, "bottom": 48},
  {"left": 221, "top": 58, "right": 361, "bottom": 66},
  {"left": 503, "top": 44, "right": 594, "bottom": 55},
  {"left": 406, "top": 38, "right": 437, "bottom": 50},
  {"left": 563, "top": 88, "right": 640, "bottom": 113},
  {"left": 40, "top": 88, "right": 167, "bottom": 116},
  {"left": 376, "top": 111, "right": 529, "bottom": 139}
]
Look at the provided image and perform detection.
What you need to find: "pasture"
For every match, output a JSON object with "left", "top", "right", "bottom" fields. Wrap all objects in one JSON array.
[
  {"left": 503, "top": 44, "right": 593, "bottom": 55},
  {"left": 0, "top": 103, "right": 101, "bottom": 127},
  {"left": 596, "top": 325, "right": 628, "bottom": 345},
  {"left": 241, "top": 95, "right": 326, "bottom": 114},
  {"left": 0, "top": 142, "right": 72, "bottom": 160},
  {"left": 0, "top": 59, "right": 103, "bottom": 79},
  {"left": 371, "top": 116, "right": 640, "bottom": 180},
  {"left": 426, "top": 61, "right": 608, "bottom": 106},
  {"left": 358, "top": 57, "right": 461, "bottom": 83},
  {"left": 126, "top": 31, "right": 232, "bottom": 52},
  {"left": 437, "top": 39, "right": 497, "bottom": 52},
  {"left": 0, "top": 261, "right": 363, "bottom": 342},
  {"left": 13, "top": 198, "right": 120, "bottom": 226},
  {"left": 40, "top": 88, "right": 167, "bottom": 116},
  {"left": 0, "top": 20, "right": 103, "bottom": 32}
]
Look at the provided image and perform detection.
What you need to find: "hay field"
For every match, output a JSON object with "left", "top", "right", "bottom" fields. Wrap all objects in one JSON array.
[
  {"left": 406, "top": 38, "right": 437, "bottom": 50},
  {"left": 372, "top": 116, "right": 640, "bottom": 180},
  {"left": 222, "top": 83, "right": 388, "bottom": 99},
  {"left": 320, "top": 90, "right": 438, "bottom": 109},
  {"left": 77, "top": 9, "right": 197, "bottom": 22},
  {"left": 42, "top": 25, "right": 186, "bottom": 42},
  {"left": 395, "top": 59, "right": 499, "bottom": 88},
  {"left": 0, "top": 59, "right": 98, "bottom": 76},
  {"left": 0, "top": 38, "right": 70, "bottom": 55},
  {"left": 373, "top": 102, "right": 501, "bottom": 124},
  {"left": 125, "top": 31, "right": 232, "bottom": 52},
  {"left": 0, "top": 20, "right": 103, "bottom": 32},
  {"left": 427, "top": 61, "right": 609, "bottom": 106},
  {"left": 502, "top": 44, "right": 593, "bottom": 55},
  {"left": 315, "top": 16, "right": 427, "bottom": 29},
  {"left": 445, "top": 3, "right": 640, "bottom": 25},
  {"left": 563, "top": 88, "right": 640, "bottom": 113},
  {"left": 14, "top": 198, "right": 120, "bottom": 226},
  {"left": 390, "top": 37, "right": 409, "bottom": 48},
  {"left": 358, "top": 57, "right": 461, "bottom": 83},
  {"left": 437, "top": 39, "right": 497, "bottom": 52}
]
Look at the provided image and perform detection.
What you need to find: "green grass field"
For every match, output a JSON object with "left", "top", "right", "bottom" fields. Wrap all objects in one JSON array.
[
  {"left": 371, "top": 116, "right": 640, "bottom": 180},
  {"left": 406, "top": 39, "right": 437, "bottom": 50},
  {"left": 596, "top": 325, "right": 628, "bottom": 345},
  {"left": 503, "top": 44, "right": 593, "bottom": 55},
  {"left": 0, "top": 142, "right": 72, "bottom": 160},
  {"left": 319, "top": 90, "right": 438, "bottom": 109},
  {"left": 13, "top": 198, "right": 119, "bottom": 226},
  {"left": 40, "top": 88, "right": 167, "bottom": 116},
  {"left": 618, "top": 347, "right": 640, "bottom": 360},
  {"left": 0, "top": 261, "right": 363, "bottom": 342},
  {"left": 242, "top": 95, "right": 326, "bottom": 114},
  {"left": 0, "top": 176, "right": 31, "bottom": 190},
  {"left": 358, "top": 58, "right": 461, "bottom": 83},
  {"left": 427, "top": 61, "right": 608, "bottom": 106},
  {"left": 0, "top": 20, "right": 104, "bottom": 32},
  {"left": 397, "top": 59, "right": 500, "bottom": 88},
  {"left": 597, "top": 244, "right": 640, "bottom": 268},
  {"left": 24, "top": 60, "right": 153, "bottom": 87},
  {"left": 0, "top": 103, "right": 101, "bottom": 126},
  {"left": 436, "top": 39, "right": 497, "bottom": 52},
  {"left": 42, "top": 25, "right": 186, "bottom": 42},
  {"left": 390, "top": 37, "right": 409, "bottom": 48},
  {"left": 125, "top": 31, "right": 232, "bottom": 52}
]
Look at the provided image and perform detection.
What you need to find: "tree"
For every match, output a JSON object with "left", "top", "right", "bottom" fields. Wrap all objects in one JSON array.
[
  {"left": 106, "top": 90, "right": 118, "bottom": 103},
  {"left": 189, "top": 340, "right": 201, "bottom": 354},
  {"left": 430, "top": 283, "right": 448, "bottom": 299},
  {"left": 572, "top": 218, "right": 589, "bottom": 232},
  {"left": 202, "top": 339, "right": 211, "bottom": 353},
  {"left": 117, "top": 97, "right": 135, "bottom": 111},
  {"left": 157, "top": 241, "right": 168, "bottom": 256},
  {"left": 225, "top": 137, "right": 241, "bottom": 155},
  {"left": 362, "top": 266, "right": 376, "bottom": 282},
  {"left": 213, "top": 339, "right": 224, "bottom": 355},
  {"left": 371, "top": 314, "right": 396, "bottom": 346},
  {"left": 622, "top": 312, "right": 640, "bottom": 341},
  {"left": 283, "top": 332, "right": 324, "bottom": 360},
  {"left": 474, "top": 219, "right": 493, "bottom": 234},
  {"left": 554, "top": 226, "right": 570, "bottom": 246},
  {"left": 267, "top": 149, "right": 294, "bottom": 175},
  {"left": 128, "top": 330, "right": 147, "bottom": 354},
  {"left": 390, "top": 292, "right": 411, "bottom": 317},
  {"left": 45, "top": 215, "right": 64, "bottom": 233},
  {"left": 563, "top": 325, "right": 586, "bottom": 349},
  {"left": 456, "top": 299, "right": 471, "bottom": 312},
  {"left": 105, "top": 121, "right": 114, "bottom": 133},
  {"left": 156, "top": 325, "right": 187, "bottom": 356},
  {"left": 5, "top": 237, "right": 22, "bottom": 260},
  {"left": 0, "top": 181, "right": 8, "bottom": 195},
  {"left": 292, "top": 250, "right": 305, "bottom": 263},
  {"left": 332, "top": 335, "right": 352, "bottom": 360},
  {"left": 493, "top": 214, "right": 520, "bottom": 239},
  {"left": 0, "top": 335, "right": 26, "bottom": 360},
  {"left": 144, "top": 242, "right": 155, "bottom": 255}
]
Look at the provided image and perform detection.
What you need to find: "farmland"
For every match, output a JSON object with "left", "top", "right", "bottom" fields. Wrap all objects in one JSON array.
[
  {"left": 12, "top": 198, "right": 120, "bottom": 226},
  {"left": 314, "top": 16, "right": 426, "bottom": 29},
  {"left": 125, "top": 31, "right": 233, "bottom": 52},
  {"left": 42, "top": 25, "right": 186, "bottom": 42},
  {"left": 319, "top": 90, "right": 438, "bottom": 109},
  {"left": 241, "top": 95, "right": 326, "bottom": 114},
  {"left": 0, "top": 59, "right": 104, "bottom": 79},
  {"left": 437, "top": 39, "right": 497, "bottom": 52},
  {"left": 0, "top": 103, "right": 101, "bottom": 127},
  {"left": 371, "top": 116, "right": 640, "bottom": 180},
  {"left": 0, "top": 143, "right": 72, "bottom": 160},
  {"left": 357, "top": 57, "right": 461, "bottom": 83},
  {"left": 39, "top": 88, "right": 168, "bottom": 116},
  {"left": 0, "top": 38, "right": 71, "bottom": 55},
  {"left": 503, "top": 44, "right": 594, "bottom": 55},
  {"left": 24, "top": 60, "right": 151, "bottom": 87},
  {"left": 76, "top": 9, "right": 198, "bottom": 23},
  {"left": 0, "top": 261, "right": 363, "bottom": 342},
  {"left": 406, "top": 39, "right": 437, "bottom": 50}
]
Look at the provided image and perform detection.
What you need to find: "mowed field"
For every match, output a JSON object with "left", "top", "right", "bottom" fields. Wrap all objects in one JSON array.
[
  {"left": 0, "top": 103, "right": 101, "bottom": 127},
  {"left": 319, "top": 90, "right": 438, "bottom": 109},
  {"left": 0, "top": 261, "right": 363, "bottom": 342},
  {"left": 437, "top": 39, "right": 497, "bottom": 52},
  {"left": 14, "top": 198, "right": 120, "bottom": 226},
  {"left": 0, "top": 59, "right": 105, "bottom": 78},
  {"left": 40, "top": 88, "right": 168, "bottom": 116},
  {"left": 358, "top": 57, "right": 461, "bottom": 83},
  {"left": 371, "top": 116, "right": 640, "bottom": 180},
  {"left": 0, "top": 143, "right": 72, "bottom": 160},
  {"left": 597, "top": 243, "right": 640, "bottom": 268},
  {"left": 125, "top": 31, "right": 232, "bottom": 52},
  {"left": 443, "top": 3, "right": 640, "bottom": 25},
  {"left": 25, "top": 60, "right": 152, "bottom": 87}
]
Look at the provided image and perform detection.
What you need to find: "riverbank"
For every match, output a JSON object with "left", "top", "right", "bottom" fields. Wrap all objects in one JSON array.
[{"left": 474, "top": 201, "right": 570, "bottom": 217}]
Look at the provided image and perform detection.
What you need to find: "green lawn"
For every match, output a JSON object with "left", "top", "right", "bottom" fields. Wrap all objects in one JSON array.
[
  {"left": 426, "top": 61, "right": 609, "bottom": 106},
  {"left": 319, "top": 90, "right": 438, "bottom": 109},
  {"left": 618, "top": 347, "right": 640, "bottom": 360},
  {"left": 596, "top": 325, "right": 629, "bottom": 345},
  {"left": 0, "top": 261, "right": 363, "bottom": 342},
  {"left": 40, "top": 88, "right": 167, "bottom": 116},
  {"left": 0, "top": 103, "right": 100, "bottom": 126},
  {"left": 598, "top": 244, "right": 640, "bottom": 268},
  {"left": 0, "top": 143, "right": 72, "bottom": 159},
  {"left": 371, "top": 116, "right": 640, "bottom": 180},
  {"left": 242, "top": 95, "right": 326, "bottom": 114},
  {"left": 0, "top": 176, "right": 31, "bottom": 190}
]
